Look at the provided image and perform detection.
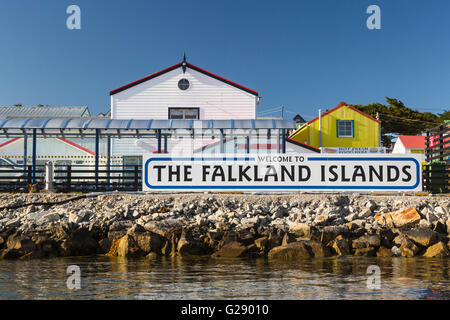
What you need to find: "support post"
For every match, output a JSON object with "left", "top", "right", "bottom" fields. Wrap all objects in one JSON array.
[
  {"left": 23, "top": 133, "right": 27, "bottom": 177},
  {"left": 107, "top": 136, "right": 111, "bottom": 185},
  {"left": 220, "top": 129, "right": 225, "bottom": 154},
  {"left": 95, "top": 129, "right": 99, "bottom": 190},
  {"left": 45, "top": 161, "right": 54, "bottom": 191},
  {"left": 282, "top": 129, "right": 286, "bottom": 154},
  {"left": 32, "top": 129, "right": 37, "bottom": 184},
  {"left": 164, "top": 134, "right": 168, "bottom": 153},
  {"left": 157, "top": 130, "right": 162, "bottom": 153},
  {"left": 246, "top": 136, "right": 250, "bottom": 154}
]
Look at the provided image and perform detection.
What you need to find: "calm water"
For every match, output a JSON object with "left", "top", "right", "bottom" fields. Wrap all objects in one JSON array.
[{"left": 0, "top": 255, "right": 448, "bottom": 300}]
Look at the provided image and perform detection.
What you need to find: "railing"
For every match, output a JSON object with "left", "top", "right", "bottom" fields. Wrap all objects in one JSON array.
[
  {"left": 0, "top": 165, "right": 45, "bottom": 191},
  {"left": 424, "top": 122, "right": 450, "bottom": 193},
  {"left": 53, "top": 164, "right": 142, "bottom": 192}
]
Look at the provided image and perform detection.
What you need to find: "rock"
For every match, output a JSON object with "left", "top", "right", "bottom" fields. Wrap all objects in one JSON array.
[
  {"left": 60, "top": 228, "right": 100, "bottom": 256},
  {"left": 112, "top": 234, "right": 141, "bottom": 257},
  {"left": 431, "top": 221, "right": 447, "bottom": 234},
  {"left": 354, "top": 247, "right": 376, "bottom": 257},
  {"left": 281, "top": 233, "right": 296, "bottom": 246},
  {"left": 254, "top": 237, "right": 269, "bottom": 253},
  {"left": 212, "top": 241, "right": 251, "bottom": 258},
  {"left": 377, "top": 247, "right": 393, "bottom": 257},
  {"left": 365, "top": 200, "right": 377, "bottom": 211},
  {"left": 5, "top": 218, "right": 21, "bottom": 229},
  {"left": 288, "top": 222, "right": 311, "bottom": 237},
  {"left": 391, "top": 246, "right": 401, "bottom": 256},
  {"left": 426, "top": 212, "right": 439, "bottom": 223},
  {"left": 318, "top": 225, "right": 349, "bottom": 244},
  {"left": 330, "top": 235, "right": 351, "bottom": 256},
  {"left": 403, "top": 228, "right": 438, "bottom": 247},
  {"left": 267, "top": 242, "right": 312, "bottom": 260},
  {"left": 6, "top": 233, "right": 36, "bottom": 253},
  {"left": 314, "top": 215, "right": 329, "bottom": 226},
  {"left": 302, "top": 240, "right": 331, "bottom": 257},
  {"left": 434, "top": 206, "right": 446, "bottom": 215},
  {"left": 375, "top": 208, "right": 420, "bottom": 229},
  {"left": 418, "top": 219, "right": 432, "bottom": 229},
  {"left": 177, "top": 233, "right": 210, "bottom": 256},
  {"left": 423, "top": 242, "right": 449, "bottom": 258},
  {"left": 69, "top": 211, "right": 88, "bottom": 224},
  {"left": 352, "top": 234, "right": 381, "bottom": 249},
  {"left": 345, "top": 213, "right": 357, "bottom": 222},
  {"left": 358, "top": 208, "right": 372, "bottom": 219},
  {"left": 146, "top": 252, "right": 159, "bottom": 259},
  {"left": 39, "top": 212, "right": 60, "bottom": 224}
]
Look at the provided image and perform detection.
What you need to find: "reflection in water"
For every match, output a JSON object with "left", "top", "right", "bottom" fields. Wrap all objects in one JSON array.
[{"left": 0, "top": 256, "right": 448, "bottom": 299}]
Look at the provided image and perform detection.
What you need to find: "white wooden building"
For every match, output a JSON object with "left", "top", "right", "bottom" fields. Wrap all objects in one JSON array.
[{"left": 109, "top": 57, "right": 317, "bottom": 156}]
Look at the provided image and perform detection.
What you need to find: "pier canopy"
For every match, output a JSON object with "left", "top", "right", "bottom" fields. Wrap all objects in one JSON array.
[
  {"left": 0, "top": 118, "right": 295, "bottom": 184},
  {"left": 0, "top": 118, "right": 295, "bottom": 138}
]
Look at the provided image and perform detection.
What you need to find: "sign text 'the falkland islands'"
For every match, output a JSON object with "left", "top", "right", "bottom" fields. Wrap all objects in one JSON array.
[{"left": 143, "top": 154, "right": 422, "bottom": 192}]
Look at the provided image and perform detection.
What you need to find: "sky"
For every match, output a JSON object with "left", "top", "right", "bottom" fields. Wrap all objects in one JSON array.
[{"left": 0, "top": 0, "right": 449, "bottom": 120}]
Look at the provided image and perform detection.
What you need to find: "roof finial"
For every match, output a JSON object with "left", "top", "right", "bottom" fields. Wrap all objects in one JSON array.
[{"left": 182, "top": 52, "right": 187, "bottom": 73}]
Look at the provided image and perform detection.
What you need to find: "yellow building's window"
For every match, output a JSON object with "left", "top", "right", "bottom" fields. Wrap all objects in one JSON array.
[{"left": 337, "top": 120, "right": 354, "bottom": 137}]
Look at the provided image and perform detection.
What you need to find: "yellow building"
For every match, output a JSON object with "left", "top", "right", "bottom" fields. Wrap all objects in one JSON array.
[{"left": 289, "top": 103, "right": 381, "bottom": 148}]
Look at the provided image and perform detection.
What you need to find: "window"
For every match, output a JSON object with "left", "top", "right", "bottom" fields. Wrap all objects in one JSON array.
[
  {"left": 337, "top": 120, "right": 354, "bottom": 137},
  {"left": 168, "top": 108, "right": 199, "bottom": 120},
  {"left": 178, "top": 78, "right": 190, "bottom": 90}
]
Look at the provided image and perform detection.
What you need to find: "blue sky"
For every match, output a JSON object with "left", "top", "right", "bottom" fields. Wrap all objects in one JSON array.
[{"left": 0, "top": 0, "right": 448, "bottom": 119}]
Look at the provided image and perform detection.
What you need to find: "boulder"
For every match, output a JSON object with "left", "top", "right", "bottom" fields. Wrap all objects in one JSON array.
[
  {"left": 302, "top": 240, "right": 331, "bottom": 257},
  {"left": 317, "top": 225, "right": 349, "bottom": 244},
  {"left": 377, "top": 246, "right": 394, "bottom": 257},
  {"left": 254, "top": 237, "right": 269, "bottom": 253},
  {"left": 354, "top": 247, "right": 376, "bottom": 257},
  {"left": 267, "top": 242, "right": 312, "bottom": 260},
  {"left": 212, "top": 241, "right": 251, "bottom": 258},
  {"left": 375, "top": 208, "right": 420, "bottom": 229},
  {"left": 288, "top": 222, "right": 311, "bottom": 238},
  {"left": 281, "top": 233, "right": 296, "bottom": 246},
  {"left": 330, "top": 235, "right": 351, "bottom": 256},
  {"left": 423, "top": 242, "right": 449, "bottom": 258},
  {"left": 352, "top": 234, "right": 381, "bottom": 249},
  {"left": 403, "top": 228, "right": 438, "bottom": 247},
  {"left": 177, "top": 234, "right": 210, "bottom": 256},
  {"left": 60, "top": 228, "right": 100, "bottom": 256}
]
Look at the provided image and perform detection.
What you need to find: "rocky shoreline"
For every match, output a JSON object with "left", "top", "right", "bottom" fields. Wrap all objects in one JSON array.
[{"left": 0, "top": 192, "right": 449, "bottom": 260}]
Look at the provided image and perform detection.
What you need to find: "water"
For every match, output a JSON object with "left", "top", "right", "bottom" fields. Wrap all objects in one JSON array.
[{"left": 0, "top": 256, "right": 448, "bottom": 300}]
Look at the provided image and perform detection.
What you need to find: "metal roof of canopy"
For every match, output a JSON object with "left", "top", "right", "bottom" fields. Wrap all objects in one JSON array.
[{"left": 0, "top": 118, "right": 295, "bottom": 132}]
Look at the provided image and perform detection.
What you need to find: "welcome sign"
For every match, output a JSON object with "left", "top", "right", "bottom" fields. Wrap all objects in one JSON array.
[{"left": 143, "top": 154, "right": 422, "bottom": 192}]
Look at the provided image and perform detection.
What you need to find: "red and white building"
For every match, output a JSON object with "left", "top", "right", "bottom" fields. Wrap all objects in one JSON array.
[{"left": 392, "top": 135, "right": 426, "bottom": 155}]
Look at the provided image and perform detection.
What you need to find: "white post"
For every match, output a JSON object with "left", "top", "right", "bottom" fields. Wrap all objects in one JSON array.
[
  {"left": 45, "top": 161, "right": 55, "bottom": 191},
  {"left": 319, "top": 109, "right": 322, "bottom": 148}
]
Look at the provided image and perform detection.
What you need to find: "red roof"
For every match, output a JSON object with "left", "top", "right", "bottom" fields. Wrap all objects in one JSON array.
[
  {"left": 110, "top": 61, "right": 259, "bottom": 96},
  {"left": 305, "top": 103, "right": 381, "bottom": 125},
  {"left": 397, "top": 135, "right": 426, "bottom": 149}
]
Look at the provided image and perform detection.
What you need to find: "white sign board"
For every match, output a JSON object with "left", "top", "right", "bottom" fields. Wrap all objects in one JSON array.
[
  {"left": 321, "top": 147, "right": 386, "bottom": 154},
  {"left": 143, "top": 154, "right": 422, "bottom": 192}
]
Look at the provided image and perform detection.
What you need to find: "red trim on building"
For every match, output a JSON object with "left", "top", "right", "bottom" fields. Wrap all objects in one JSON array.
[
  {"left": 109, "top": 61, "right": 258, "bottom": 96},
  {"left": 186, "top": 63, "right": 259, "bottom": 96},
  {"left": 57, "top": 138, "right": 95, "bottom": 155},
  {"left": 0, "top": 137, "right": 21, "bottom": 149},
  {"left": 286, "top": 138, "right": 321, "bottom": 153},
  {"left": 305, "top": 103, "right": 381, "bottom": 125}
]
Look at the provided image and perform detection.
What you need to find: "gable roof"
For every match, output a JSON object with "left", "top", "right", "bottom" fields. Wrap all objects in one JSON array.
[
  {"left": 0, "top": 106, "right": 89, "bottom": 118},
  {"left": 110, "top": 61, "right": 259, "bottom": 96},
  {"left": 304, "top": 103, "right": 381, "bottom": 125},
  {"left": 397, "top": 135, "right": 426, "bottom": 149}
]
